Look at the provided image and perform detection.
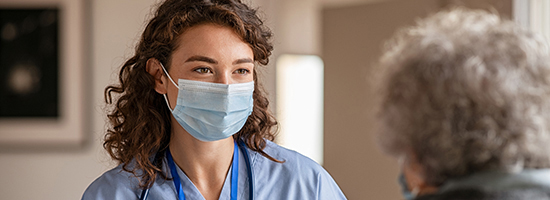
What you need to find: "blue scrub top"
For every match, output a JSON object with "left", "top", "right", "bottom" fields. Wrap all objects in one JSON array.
[{"left": 82, "top": 140, "right": 347, "bottom": 200}]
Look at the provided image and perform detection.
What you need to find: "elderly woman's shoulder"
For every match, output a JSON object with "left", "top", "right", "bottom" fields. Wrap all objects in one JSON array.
[{"left": 416, "top": 187, "right": 550, "bottom": 200}]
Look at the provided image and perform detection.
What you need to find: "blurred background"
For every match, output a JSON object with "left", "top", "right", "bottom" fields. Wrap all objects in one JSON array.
[{"left": 0, "top": 0, "right": 548, "bottom": 199}]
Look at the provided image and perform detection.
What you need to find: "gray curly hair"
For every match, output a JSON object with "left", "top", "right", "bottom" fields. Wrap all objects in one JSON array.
[{"left": 378, "top": 8, "right": 550, "bottom": 186}]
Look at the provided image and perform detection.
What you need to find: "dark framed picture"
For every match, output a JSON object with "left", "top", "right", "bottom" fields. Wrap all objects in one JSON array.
[{"left": 0, "top": 0, "right": 86, "bottom": 148}]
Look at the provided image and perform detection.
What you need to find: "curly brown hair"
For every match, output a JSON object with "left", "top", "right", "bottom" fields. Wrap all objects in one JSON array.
[{"left": 103, "top": 0, "right": 278, "bottom": 189}]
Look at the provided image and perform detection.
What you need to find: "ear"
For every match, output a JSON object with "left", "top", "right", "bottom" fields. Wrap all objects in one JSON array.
[
  {"left": 146, "top": 58, "right": 168, "bottom": 94},
  {"left": 402, "top": 152, "right": 438, "bottom": 196}
]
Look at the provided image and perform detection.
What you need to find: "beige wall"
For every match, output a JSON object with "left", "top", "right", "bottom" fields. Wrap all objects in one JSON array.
[
  {"left": 322, "top": 1, "right": 441, "bottom": 199},
  {"left": 322, "top": 0, "right": 513, "bottom": 199},
  {"left": 443, "top": 0, "right": 512, "bottom": 19}
]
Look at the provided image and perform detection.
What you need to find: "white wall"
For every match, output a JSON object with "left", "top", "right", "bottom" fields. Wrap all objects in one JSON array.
[
  {"left": 0, "top": 0, "right": 313, "bottom": 199},
  {"left": 0, "top": 0, "right": 159, "bottom": 199}
]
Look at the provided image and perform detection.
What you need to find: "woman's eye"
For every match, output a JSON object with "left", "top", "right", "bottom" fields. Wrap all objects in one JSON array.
[
  {"left": 194, "top": 68, "right": 212, "bottom": 74},
  {"left": 235, "top": 69, "right": 250, "bottom": 75}
]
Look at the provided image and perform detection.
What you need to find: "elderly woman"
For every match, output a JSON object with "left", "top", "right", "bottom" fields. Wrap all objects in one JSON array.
[{"left": 377, "top": 8, "right": 550, "bottom": 200}]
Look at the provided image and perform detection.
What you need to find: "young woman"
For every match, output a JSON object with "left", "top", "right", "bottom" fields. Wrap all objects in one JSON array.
[{"left": 82, "top": 0, "right": 346, "bottom": 199}]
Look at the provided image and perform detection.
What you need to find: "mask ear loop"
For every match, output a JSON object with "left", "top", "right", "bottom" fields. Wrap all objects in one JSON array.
[
  {"left": 411, "top": 187, "right": 419, "bottom": 198},
  {"left": 399, "top": 155, "right": 418, "bottom": 199},
  {"left": 159, "top": 62, "right": 179, "bottom": 112},
  {"left": 159, "top": 62, "right": 180, "bottom": 89}
]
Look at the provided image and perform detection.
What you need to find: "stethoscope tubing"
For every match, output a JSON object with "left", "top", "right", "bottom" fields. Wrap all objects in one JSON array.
[
  {"left": 139, "top": 185, "right": 150, "bottom": 200},
  {"left": 139, "top": 140, "right": 254, "bottom": 200},
  {"left": 238, "top": 140, "right": 254, "bottom": 200}
]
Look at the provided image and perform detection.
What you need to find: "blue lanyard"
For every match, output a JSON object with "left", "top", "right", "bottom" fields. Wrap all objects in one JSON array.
[{"left": 166, "top": 141, "right": 239, "bottom": 200}]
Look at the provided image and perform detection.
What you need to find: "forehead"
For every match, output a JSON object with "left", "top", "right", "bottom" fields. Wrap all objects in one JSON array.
[{"left": 170, "top": 24, "right": 253, "bottom": 60}]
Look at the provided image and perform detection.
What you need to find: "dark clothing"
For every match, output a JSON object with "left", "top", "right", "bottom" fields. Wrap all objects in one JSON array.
[
  {"left": 415, "top": 170, "right": 550, "bottom": 200},
  {"left": 416, "top": 187, "right": 550, "bottom": 200}
]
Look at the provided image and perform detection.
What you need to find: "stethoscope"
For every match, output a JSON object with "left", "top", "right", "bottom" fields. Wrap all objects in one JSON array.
[{"left": 139, "top": 140, "right": 254, "bottom": 200}]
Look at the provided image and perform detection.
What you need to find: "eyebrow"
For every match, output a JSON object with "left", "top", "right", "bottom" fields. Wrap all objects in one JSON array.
[
  {"left": 233, "top": 58, "right": 254, "bottom": 65},
  {"left": 184, "top": 55, "right": 254, "bottom": 65},
  {"left": 185, "top": 55, "right": 217, "bottom": 64}
]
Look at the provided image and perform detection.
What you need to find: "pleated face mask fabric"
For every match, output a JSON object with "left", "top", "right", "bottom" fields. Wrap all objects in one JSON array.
[{"left": 161, "top": 64, "right": 254, "bottom": 141}]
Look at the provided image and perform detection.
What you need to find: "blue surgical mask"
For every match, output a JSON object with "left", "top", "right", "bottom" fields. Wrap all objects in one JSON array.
[
  {"left": 160, "top": 63, "right": 254, "bottom": 142},
  {"left": 399, "top": 173, "right": 416, "bottom": 200}
]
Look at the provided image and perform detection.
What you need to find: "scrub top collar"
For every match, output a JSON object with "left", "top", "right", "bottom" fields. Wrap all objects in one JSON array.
[{"left": 166, "top": 141, "right": 249, "bottom": 200}]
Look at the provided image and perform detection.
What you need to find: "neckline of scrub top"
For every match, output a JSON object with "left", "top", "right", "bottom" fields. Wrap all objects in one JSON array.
[{"left": 166, "top": 141, "right": 239, "bottom": 200}]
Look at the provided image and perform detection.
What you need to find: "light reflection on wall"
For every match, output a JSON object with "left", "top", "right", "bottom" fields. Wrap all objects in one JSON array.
[
  {"left": 530, "top": 0, "right": 550, "bottom": 40},
  {"left": 276, "top": 54, "right": 324, "bottom": 164}
]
